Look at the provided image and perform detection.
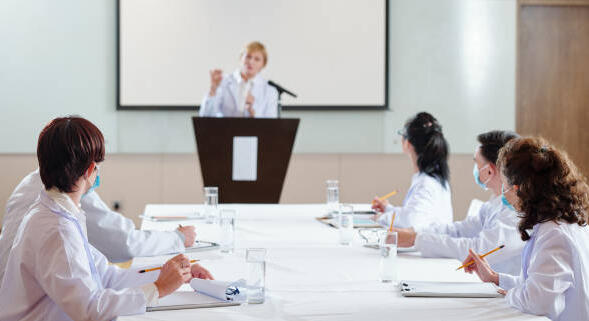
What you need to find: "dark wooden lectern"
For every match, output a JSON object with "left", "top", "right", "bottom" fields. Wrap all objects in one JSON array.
[{"left": 192, "top": 117, "right": 299, "bottom": 203}]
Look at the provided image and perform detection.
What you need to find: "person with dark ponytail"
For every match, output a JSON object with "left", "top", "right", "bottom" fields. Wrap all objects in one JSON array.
[
  {"left": 372, "top": 112, "right": 453, "bottom": 230},
  {"left": 461, "top": 137, "right": 589, "bottom": 321}
]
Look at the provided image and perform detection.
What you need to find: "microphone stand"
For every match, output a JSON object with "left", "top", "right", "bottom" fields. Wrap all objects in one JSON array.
[{"left": 267, "top": 80, "right": 297, "bottom": 118}]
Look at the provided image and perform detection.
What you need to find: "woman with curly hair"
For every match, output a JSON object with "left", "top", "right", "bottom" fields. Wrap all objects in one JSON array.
[{"left": 462, "top": 137, "right": 589, "bottom": 321}]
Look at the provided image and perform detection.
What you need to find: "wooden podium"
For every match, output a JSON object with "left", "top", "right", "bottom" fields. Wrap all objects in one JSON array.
[{"left": 192, "top": 117, "right": 299, "bottom": 203}]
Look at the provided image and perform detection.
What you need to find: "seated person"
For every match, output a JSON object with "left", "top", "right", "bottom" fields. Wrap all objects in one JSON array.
[
  {"left": 372, "top": 112, "right": 453, "bottom": 229},
  {"left": 0, "top": 171, "right": 197, "bottom": 281},
  {"left": 0, "top": 116, "right": 213, "bottom": 320},
  {"left": 390, "top": 130, "right": 525, "bottom": 275},
  {"left": 463, "top": 137, "right": 589, "bottom": 321},
  {"left": 199, "top": 41, "right": 278, "bottom": 118}
]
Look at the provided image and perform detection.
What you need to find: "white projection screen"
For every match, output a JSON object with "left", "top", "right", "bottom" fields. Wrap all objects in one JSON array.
[{"left": 118, "top": 0, "right": 388, "bottom": 110}]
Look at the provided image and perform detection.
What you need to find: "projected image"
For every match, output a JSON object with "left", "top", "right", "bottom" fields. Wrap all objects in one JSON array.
[{"left": 118, "top": 0, "right": 387, "bottom": 110}]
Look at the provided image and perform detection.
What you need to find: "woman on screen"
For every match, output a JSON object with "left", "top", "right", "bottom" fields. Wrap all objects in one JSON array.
[
  {"left": 461, "top": 137, "right": 589, "bottom": 321},
  {"left": 372, "top": 112, "right": 453, "bottom": 230},
  {"left": 199, "top": 41, "right": 278, "bottom": 118}
]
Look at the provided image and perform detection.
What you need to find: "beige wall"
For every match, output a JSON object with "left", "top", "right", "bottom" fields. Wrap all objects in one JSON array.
[{"left": 0, "top": 154, "right": 490, "bottom": 227}]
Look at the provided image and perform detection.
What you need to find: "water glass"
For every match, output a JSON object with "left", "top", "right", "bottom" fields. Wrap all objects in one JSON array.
[
  {"left": 204, "top": 186, "right": 219, "bottom": 224},
  {"left": 326, "top": 180, "right": 339, "bottom": 215},
  {"left": 378, "top": 230, "right": 398, "bottom": 283},
  {"left": 338, "top": 204, "right": 354, "bottom": 245},
  {"left": 219, "top": 209, "right": 236, "bottom": 253},
  {"left": 246, "top": 248, "right": 266, "bottom": 304}
]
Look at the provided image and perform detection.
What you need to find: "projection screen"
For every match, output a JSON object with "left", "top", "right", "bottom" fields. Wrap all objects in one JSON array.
[{"left": 118, "top": 0, "right": 388, "bottom": 110}]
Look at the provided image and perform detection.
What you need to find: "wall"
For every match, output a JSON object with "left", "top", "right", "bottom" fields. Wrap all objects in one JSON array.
[
  {"left": 0, "top": 0, "right": 516, "bottom": 154},
  {"left": 0, "top": 154, "right": 491, "bottom": 227}
]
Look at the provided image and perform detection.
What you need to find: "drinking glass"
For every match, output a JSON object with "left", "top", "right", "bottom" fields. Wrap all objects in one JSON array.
[
  {"left": 246, "top": 248, "right": 267, "bottom": 304},
  {"left": 378, "top": 230, "right": 398, "bottom": 283}
]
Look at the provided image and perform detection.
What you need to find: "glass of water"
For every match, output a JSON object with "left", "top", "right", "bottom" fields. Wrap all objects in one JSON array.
[
  {"left": 204, "top": 186, "right": 219, "bottom": 224},
  {"left": 338, "top": 204, "right": 354, "bottom": 245},
  {"left": 378, "top": 230, "right": 398, "bottom": 283},
  {"left": 326, "top": 180, "right": 339, "bottom": 216},
  {"left": 219, "top": 209, "right": 236, "bottom": 253},
  {"left": 246, "top": 248, "right": 266, "bottom": 304}
]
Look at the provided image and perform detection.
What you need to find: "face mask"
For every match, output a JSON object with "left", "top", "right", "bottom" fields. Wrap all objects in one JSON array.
[
  {"left": 501, "top": 183, "right": 515, "bottom": 211},
  {"left": 83, "top": 165, "right": 100, "bottom": 197},
  {"left": 473, "top": 163, "right": 491, "bottom": 190}
]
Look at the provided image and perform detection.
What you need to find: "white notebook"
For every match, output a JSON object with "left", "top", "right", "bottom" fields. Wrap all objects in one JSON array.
[
  {"left": 147, "top": 279, "right": 245, "bottom": 312},
  {"left": 400, "top": 280, "right": 502, "bottom": 298}
]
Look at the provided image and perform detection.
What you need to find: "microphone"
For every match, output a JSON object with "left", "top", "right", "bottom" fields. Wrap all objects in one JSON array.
[{"left": 267, "top": 80, "right": 297, "bottom": 98}]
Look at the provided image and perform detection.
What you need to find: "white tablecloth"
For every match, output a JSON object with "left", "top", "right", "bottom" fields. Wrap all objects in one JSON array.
[{"left": 120, "top": 204, "right": 547, "bottom": 321}]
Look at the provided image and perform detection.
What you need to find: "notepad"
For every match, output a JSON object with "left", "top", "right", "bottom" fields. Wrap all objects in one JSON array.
[
  {"left": 399, "top": 280, "right": 502, "bottom": 298},
  {"left": 184, "top": 240, "right": 220, "bottom": 253},
  {"left": 147, "top": 279, "right": 245, "bottom": 312},
  {"left": 139, "top": 214, "right": 202, "bottom": 222}
]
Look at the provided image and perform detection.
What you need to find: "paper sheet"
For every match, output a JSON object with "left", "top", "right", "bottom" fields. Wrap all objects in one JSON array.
[{"left": 232, "top": 136, "right": 258, "bottom": 181}]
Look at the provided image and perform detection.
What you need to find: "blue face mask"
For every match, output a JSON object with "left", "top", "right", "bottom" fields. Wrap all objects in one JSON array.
[
  {"left": 501, "top": 183, "right": 515, "bottom": 211},
  {"left": 83, "top": 165, "right": 100, "bottom": 197},
  {"left": 473, "top": 163, "right": 491, "bottom": 190}
]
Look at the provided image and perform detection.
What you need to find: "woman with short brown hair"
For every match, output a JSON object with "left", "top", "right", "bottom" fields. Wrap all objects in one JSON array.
[
  {"left": 0, "top": 116, "right": 213, "bottom": 321},
  {"left": 462, "top": 137, "right": 589, "bottom": 321}
]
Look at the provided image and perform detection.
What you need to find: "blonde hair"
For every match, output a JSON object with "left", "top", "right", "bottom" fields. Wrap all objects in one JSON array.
[{"left": 241, "top": 41, "right": 268, "bottom": 66}]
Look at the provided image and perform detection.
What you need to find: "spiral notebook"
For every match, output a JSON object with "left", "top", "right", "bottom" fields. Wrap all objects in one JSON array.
[
  {"left": 399, "top": 280, "right": 502, "bottom": 298},
  {"left": 147, "top": 279, "right": 245, "bottom": 312}
]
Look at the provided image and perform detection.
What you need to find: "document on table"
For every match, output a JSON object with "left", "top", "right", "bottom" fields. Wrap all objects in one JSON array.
[
  {"left": 400, "top": 280, "right": 502, "bottom": 298},
  {"left": 147, "top": 279, "right": 246, "bottom": 311}
]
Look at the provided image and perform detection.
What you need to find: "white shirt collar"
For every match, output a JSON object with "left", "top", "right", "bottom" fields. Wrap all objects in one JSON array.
[
  {"left": 232, "top": 69, "right": 261, "bottom": 85},
  {"left": 45, "top": 187, "right": 83, "bottom": 218}
]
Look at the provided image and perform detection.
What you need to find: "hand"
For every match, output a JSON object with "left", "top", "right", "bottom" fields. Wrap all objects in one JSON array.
[
  {"left": 498, "top": 288, "right": 507, "bottom": 295},
  {"left": 209, "top": 69, "right": 223, "bottom": 96},
  {"left": 462, "top": 248, "right": 499, "bottom": 285},
  {"left": 191, "top": 263, "right": 214, "bottom": 281},
  {"left": 393, "top": 227, "right": 416, "bottom": 247},
  {"left": 245, "top": 93, "right": 255, "bottom": 117},
  {"left": 177, "top": 225, "right": 197, "bottom": 247},
  {"left": 154, "top": 254, "right": 192, "bottom": 297},
  {"left": 371, "top": 196, "right": 389, "bottom": 213}
]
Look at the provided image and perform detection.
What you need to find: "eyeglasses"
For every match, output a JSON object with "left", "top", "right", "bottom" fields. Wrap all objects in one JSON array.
[{"left": 396, "top": 129, "right": 407, "bottom": 139}]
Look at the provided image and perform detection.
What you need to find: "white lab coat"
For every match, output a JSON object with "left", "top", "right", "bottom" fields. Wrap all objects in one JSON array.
[
  {"left": 0, "top": 190, "right": 158, "bottom": 321},
  {"left": 199, "top": 70, "right": 278, "bottom": 118},
  {"left": 378, "top": 172, "right": 453, "bottom": 230},
  {"left": 414, "top": 196, "right": 524, "bottom": 275},
  {"left": 498, "top": 221, "right": 589, "bottom": 321},
  {"left": 0, "top": 169, "right": 184, "bottom": 281}
]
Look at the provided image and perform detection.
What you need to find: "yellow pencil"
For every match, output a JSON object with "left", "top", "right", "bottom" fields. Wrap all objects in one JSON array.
[
  {"left": 456, "top": 245, "right": 505, "bottom": 270},
  {"left": 139, "top": 259, "right": 199, "bottom": 273},
  {"left": 375, "top": 190, "right": 398, "bottom": 203},
  {"left": 388, "top": 212, "right": 396, "bottom": 232}
]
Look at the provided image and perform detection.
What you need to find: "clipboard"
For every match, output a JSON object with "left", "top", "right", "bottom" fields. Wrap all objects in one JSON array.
[
  {"left": 316, "top": 211, "right": 381, "bottom": 229},
  {"left": 399, "top": 280, "right": 502, "bottom": 298},
  {"left": 184, "top": 240, "right": 220, "bottom": 253}
]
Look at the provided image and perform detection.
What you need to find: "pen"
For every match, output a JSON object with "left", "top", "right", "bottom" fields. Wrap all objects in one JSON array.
[
  {"left": 456, "top": 245, "right": 505, "bottom": 270},
  {"left": 138, "top": 259, "right": 200, "bottom": 273}
]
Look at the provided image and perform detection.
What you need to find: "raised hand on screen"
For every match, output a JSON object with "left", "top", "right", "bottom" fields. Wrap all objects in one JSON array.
[
  {"left": 245, "top": 93, "right": 255, "bottom": 117},
  {"left": 209, "top": 69, "right": 223, "bottom": 96}
]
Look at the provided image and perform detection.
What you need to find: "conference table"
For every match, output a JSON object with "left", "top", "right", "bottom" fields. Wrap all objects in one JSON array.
[{"left": 120, "top": 204, "right": 547, "bottom": 321}]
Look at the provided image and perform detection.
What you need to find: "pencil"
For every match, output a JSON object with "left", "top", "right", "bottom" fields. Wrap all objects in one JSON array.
[
  {"left": 456, "top": 245, "right": 505, "bottom": 270},
  {"left": 373, "top": 190, "right": 398, "bottom": 204},
  {"left": 388, "top": 212, "right": 396, "bottom": 232},
  {"left": 139, "top": 259, "right": 200, "bottom": 273}
]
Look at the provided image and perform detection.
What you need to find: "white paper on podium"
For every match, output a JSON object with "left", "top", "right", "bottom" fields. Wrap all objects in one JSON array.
[{"left": 232, "top": 136, "right": 258, "bottom": 181}]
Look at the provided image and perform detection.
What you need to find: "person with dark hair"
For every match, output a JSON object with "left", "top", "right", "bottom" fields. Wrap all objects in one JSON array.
[
  {"left": 390, "top": 130, "right": 525, "bottom": 274},
  {"left": 462, "top": 137, "right": 589, "bottom": 321},
  {"left": 372, "top": 112, "right": 453, "bottom": 229},
  {"left": 0, "top": 117, "right": 213, "bottom": 321}
]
